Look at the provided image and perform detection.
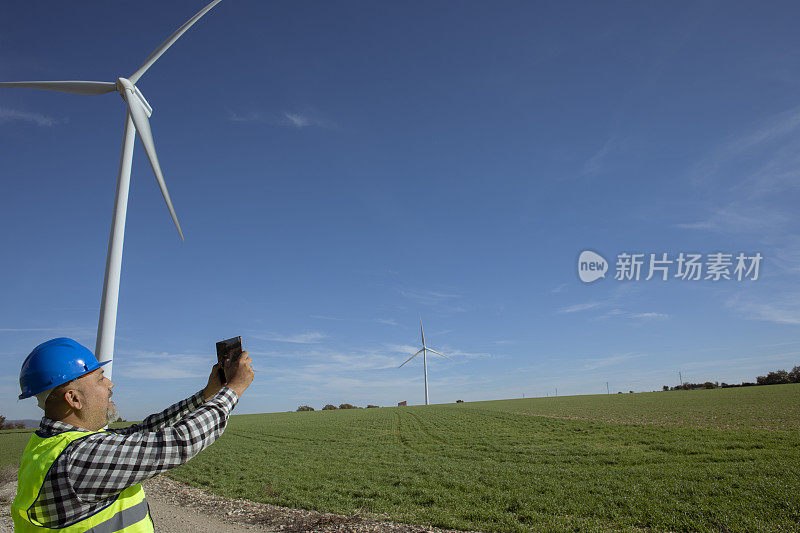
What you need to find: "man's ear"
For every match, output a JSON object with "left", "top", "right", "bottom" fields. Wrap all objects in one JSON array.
[{"left": 63, "top": 388, "right": 83, "bottom": 411}]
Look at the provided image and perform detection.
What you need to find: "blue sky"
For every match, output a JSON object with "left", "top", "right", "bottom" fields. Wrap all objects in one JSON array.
[{"left": 2, "top": 1, "right": 800, "bottom": 420}]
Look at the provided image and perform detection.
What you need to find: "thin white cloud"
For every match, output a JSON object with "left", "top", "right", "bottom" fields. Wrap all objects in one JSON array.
[
  {"left": 592, "top": 308, "right": 669, "bottom": 321},
  {"left": 582, "top": 136, "right": 617, "bottom": 176},
  {"left": 309, "top": 314, "right": 397, "bottom": 326},
  {"left": 628, "top": 312, "right": 669, "bottom": 320},
  {"left": 558, "top": 301, "right": 604, "bottom": 313},
  {"left": 689, "top": 106, "right": 800, "bottom": 185},
  {"left": 579, "top": 352, "right": 643, "bottom": 371},
  {"left": 0, "top": 107, "right": 58, "bottom": 127},
  {"left": 550, "top": 283, "right": 569, "bottom": 294},
  {"left": 298, "top": 352, "right": 402, "bottom": 374},
  {"left": 398, "top": 288, "right": 461, "bottom": 304},
  {"left": 268, "top": 367, "right": 421, "bottom": 399},
  {"left": 678, "top": 351, "right": 800, "bottom": 377},
  {"left": 0, "top": 327, "right": 68, "bottom": 332},
  {"left": 559, "top": 286, "right": 646, "bottom": 319},
  {"left": 384, "top": 342, "right": 492, "bottom": 362},
  {"left": 771, "top": 237, "right": 800, "bottom": 274},
  {"left": 281, "top": 111, "right": 333, "bottom": 129},
  {"left": 254, "top": 332, "right": 327, "bottom": 344},
  {"left": 113, "top": 351, "right": 209, "bottom": 380},
  {"left": 226, "top": 109, "right": 332, "bottom": 128},
  {"left": 227, "top": 110, "right": 261, "bottom": 122},
  {"left": 679, "top": 105, "right": 800, "bottom": 238},
  {"left": 676, "top": 204, "right": 790, "bottom": 234},
  {"left": 0, "top": 325, "right": 95, "bottom": 336},
  {"left": 263, "top": 348, "right": 414, "bottom": 385},
  {"left": 594, "top": 308, "right": 626, "bottom": 320},
  {"left": 398, "top": 287, "right": 466, "bottom": 313},
  {"left": 385, "top": 344, "right": 421, "bottom": 355},
  {"left": 283, "top": 112, "right": 309, "bottom": 128},
  {"left": 309, "top": 314, "right": 339, "bottom": 321},
  {"left": 727, "top": 294, "right": 800, "bottom": 325},
  {"left": 442, "top": 348, "right": 491, "bottom": 360},
  {"left": 227, "top": 109, "right": 333, "bottom": 129}
]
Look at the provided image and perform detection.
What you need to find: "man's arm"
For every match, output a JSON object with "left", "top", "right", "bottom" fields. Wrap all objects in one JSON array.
[
  {"left": 64, "top": 354, "right": 254, "bottom": 503},
  {"left": 65, "top": 387, "right": 238, "bottom": 502}
]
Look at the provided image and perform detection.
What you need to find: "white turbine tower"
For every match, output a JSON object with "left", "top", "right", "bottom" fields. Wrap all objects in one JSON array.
[
  {"left": 399, "top": 319, "right": 452, "bottom": 405},
  {"left": 0, "top": 1, "right": 223, "bottom": 379}
]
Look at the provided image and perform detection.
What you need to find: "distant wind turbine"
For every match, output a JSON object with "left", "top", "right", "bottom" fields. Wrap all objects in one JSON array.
[
  {"left": 0, "top": 1, "right": 224, "bottom": 378},
  {"left": 399, "top": 319, "right": 452, "bottom": 405}
]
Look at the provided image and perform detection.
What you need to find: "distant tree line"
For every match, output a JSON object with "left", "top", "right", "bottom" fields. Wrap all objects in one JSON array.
[
  {"left": 757, "top": 367, "right": 800, "bottom": 385},
  {"left": 296, "top": 403, "right": 381, "bottom": 412},
  {"left": 0, "top": 415, "right": 25, "bottom": 430},
  {"left": 663, "top": 365, "right": 800, "bottom": 391}
]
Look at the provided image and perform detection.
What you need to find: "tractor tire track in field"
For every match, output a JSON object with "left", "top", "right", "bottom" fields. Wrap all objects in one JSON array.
[
  {"left": 394, "top": 409, "right": 438, "bottom": 455},
  {"left": 393, "top": 410, "right": 416, "bottom": 453},
  {"left": 404, "top": 411, "right": 450, "bottom": 447},
  {"left": 393, "top": 409, "right": 464, "bottom": 459},
  {"left": 225, "top": 430, "right": 310, "bottom": 444}
]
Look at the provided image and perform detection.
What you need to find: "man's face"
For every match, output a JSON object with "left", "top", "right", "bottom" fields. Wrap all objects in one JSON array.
[{"left": 73, "top": 368, "right": 117, "bottom": 430}]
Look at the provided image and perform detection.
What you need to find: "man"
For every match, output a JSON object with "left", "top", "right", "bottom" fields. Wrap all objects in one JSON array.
[{"left": 11, "top": 337, "right": 254, "bottom": 532}]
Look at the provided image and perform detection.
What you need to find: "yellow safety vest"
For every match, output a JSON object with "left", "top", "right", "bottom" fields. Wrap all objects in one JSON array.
[{"left": 11, "top": 430, "right": 154, "bottom": 532}]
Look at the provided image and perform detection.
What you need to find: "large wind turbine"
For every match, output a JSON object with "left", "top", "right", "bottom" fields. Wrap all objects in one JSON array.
[
  {"left": 0, "top": 1, "right": 223, "bottom": 378},
  {"left": 399, "top": 319, "right": 452, "bottom": 405}
]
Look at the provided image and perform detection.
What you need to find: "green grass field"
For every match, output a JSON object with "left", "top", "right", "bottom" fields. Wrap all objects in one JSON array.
[
  {"left": 3, "top": 385, "right": 799, "bottom": 532},
  {"left": 0, "top": 429, "right": 32, "bottom": 470}
]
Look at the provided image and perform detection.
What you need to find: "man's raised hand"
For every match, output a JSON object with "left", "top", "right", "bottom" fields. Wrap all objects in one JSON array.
[{"left": 224, "top": 351, "right": 254, "bottom": 399}]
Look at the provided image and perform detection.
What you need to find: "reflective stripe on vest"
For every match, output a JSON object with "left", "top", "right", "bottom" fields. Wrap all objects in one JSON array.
[
  {"left": 83, "top": 499, "right": 149, "bottom": 533},
  {"left": 11, "top": 430, "right": 154, "bottom": 532}
]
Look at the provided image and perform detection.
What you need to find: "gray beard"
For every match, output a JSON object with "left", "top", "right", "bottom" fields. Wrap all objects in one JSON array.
[{"left": 105, "top": 403, "right": 120, "bottom": 426}]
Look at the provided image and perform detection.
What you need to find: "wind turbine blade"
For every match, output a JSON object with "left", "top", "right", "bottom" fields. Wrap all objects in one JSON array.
[
  {"left": 0, "top": 81, "right": 116, "bottom": 95},
  {"left": 420, "top": 318, "right": 425, "bottom": 347},
  {"left": 399, "top": 349, "right": 424, "bottom": 368},
  {"left": 124, "top": 94, "right": 184, "bottom": 240},
  {"left": 129, "top": 0, "right": 223, "bottom": 84},
  {"left": 426, "top": 348, "right": 452, "bottom": 360}
]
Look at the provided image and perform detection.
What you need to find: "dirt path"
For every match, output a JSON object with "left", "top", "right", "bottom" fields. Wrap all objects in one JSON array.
[
  {"left": 1, "top": 473, "right": 479, "bottom": 533},
  {"left": 144, "top": 476, "right": 269, "bottom": 532}
]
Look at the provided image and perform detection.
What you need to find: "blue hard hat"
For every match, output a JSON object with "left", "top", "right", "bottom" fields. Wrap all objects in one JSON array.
[{"left": 19, "top": 337, "right": 111, "bottom": 400}]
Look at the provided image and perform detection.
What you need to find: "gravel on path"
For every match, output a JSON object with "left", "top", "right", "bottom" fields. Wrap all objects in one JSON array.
[{"left": 2, "top": 470, "right": 481, "bottom": 533}]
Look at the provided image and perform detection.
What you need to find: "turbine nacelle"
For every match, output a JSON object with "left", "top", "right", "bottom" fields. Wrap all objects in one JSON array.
[
  {"left": 116, "top": 78, "right": 153, "bottom": 118},
  {"left": 116, "top": 77, "right": 135, "bottom": 94}
]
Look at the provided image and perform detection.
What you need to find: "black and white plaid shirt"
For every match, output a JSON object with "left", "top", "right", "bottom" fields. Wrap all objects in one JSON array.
[{"left": 28, "top": 386, "right": 238, "bottom": 528}]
